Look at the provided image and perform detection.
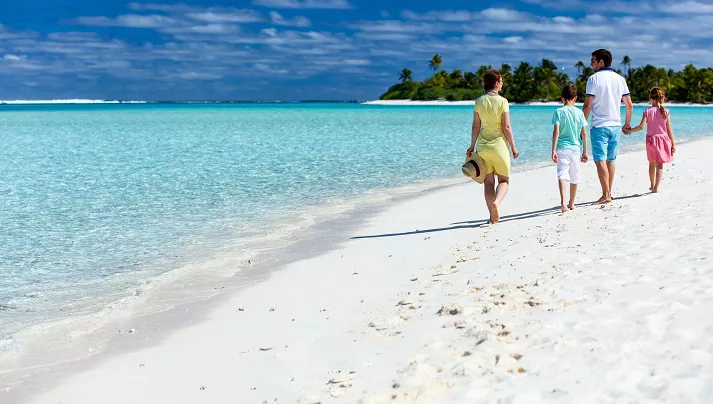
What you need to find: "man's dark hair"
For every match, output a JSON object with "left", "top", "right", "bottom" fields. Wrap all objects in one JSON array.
[
  {"left": 561, "top": 84, "right": 578, "bottom": 100},
  {"left": 483, "top": 70, "right": 502, "bottom": 91},
  {"left": 592, "top": 49, "right": 613, "bottom": 67}
]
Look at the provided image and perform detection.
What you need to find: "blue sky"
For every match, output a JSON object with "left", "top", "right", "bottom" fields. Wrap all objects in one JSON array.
[{"left": 1, "top": 0, "right": 712, "bottom": 101}]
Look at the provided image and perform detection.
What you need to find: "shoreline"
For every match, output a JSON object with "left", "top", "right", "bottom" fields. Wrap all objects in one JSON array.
[
  {"left": 362, "top": 100, "right": 713, "bottom": 107},
  {"left": 6, "top": 137, "right": 713, "bottom": 403}
]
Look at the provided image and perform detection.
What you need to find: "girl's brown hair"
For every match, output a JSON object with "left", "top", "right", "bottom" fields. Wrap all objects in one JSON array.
[{"left": 649, "top": 87, "right": 667, "bottom": 119}]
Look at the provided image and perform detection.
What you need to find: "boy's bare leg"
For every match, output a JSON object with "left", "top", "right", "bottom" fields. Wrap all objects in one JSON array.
[
  {"left": 491, "top": 175, "right": 509, "bottom": 223},
  {"left": 594, "top": 161, "right": 612, "bottom": 203},
  {"left": 558, "top": 180, "right": 568, "bottom": 212},
  {"left": 648, "top": 162, "right": 656, "bottom": 191},
  {"left": 568, "top": 183, "right": 578, "bottom": 210},
  {"left": 653, "top": 163, "right": 663, "bottom": 192},
  {"left": 484, "top": 174, "right": 496, "bottom": 222}
]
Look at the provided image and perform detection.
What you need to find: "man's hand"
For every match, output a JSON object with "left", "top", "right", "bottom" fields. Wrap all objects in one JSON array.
[
  {"left": 622, "top": 125, "right": 631, "bottom": 135},
  {"left": 466, "top": 145, "right": 474, "bottom": 157},
  {"left": 581, "top": 153, "right": 589, "bottom": 163},
  {"left": 552, "top": 151, "right": 558, "bottom": 163}
]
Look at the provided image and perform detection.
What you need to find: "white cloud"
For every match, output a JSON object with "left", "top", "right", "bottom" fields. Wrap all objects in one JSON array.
[
  {"left": 185, "top": 10, "right": 264, "bottom": 23},
  {"left": 3, "top": 54, "right": 23, "bottom": 61},
  {"left": 504, "top": 36, "right": 523, "bottom": 44},
  {"left": 161, "top": 24, "right": 241, "bottom": 34},
  {"left": 254, "top": 63, "right": 289, "bottom": 74},
  {"left": 552, "top": 16, "right": 574, "bottom": 23},
  {"left": 75, "top": 14, "right": 180, "bottom": 28},
  {"left": 252, "top": 0, "right": 352, "bottom": 9},
  {"left": 180, "top": 72, "right": 223, "bottom": 80},
  {"left": 270, "top": 11, "right": 312, "bottom": 27},
  {"left": 480, "top": 8, "right": 529, "bottom": 21},
  {"left": 400, "top": 10, "right": 473, "bottom": 21},
  {"left": 660, "top": 1, "right": 713, "bottom": 14}
]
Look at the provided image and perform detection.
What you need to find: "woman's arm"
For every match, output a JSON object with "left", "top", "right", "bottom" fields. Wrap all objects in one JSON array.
[
  {"left": 501, "top": 111, "right": 519, "bottom": 158},
  {"left": 467, "top": 111, "right": 481, "bottom": 156},
  {"left": 666, "top": 113, "right": 676, "bottom": 154}
]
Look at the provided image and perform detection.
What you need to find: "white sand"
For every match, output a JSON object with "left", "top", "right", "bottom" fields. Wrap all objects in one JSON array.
[{"left": 13, "top": 139, "right": 713, "bottom": 403}]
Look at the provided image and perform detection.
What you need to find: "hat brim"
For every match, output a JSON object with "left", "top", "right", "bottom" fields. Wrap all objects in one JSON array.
[{"left": 462, "top": 153, "right": 487, "bottom": 184}]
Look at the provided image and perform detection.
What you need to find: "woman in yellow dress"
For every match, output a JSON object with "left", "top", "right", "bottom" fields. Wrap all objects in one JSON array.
[{"left": 466, "top": 70, "right": 520, "bottom": 223}]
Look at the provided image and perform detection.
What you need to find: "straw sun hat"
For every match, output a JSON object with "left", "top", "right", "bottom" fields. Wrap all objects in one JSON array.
[{"left": 461, "top": 153, "right": 486, "bottom": 184}]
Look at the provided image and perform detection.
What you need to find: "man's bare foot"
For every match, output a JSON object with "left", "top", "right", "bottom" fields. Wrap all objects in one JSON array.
[
  {"left": 490, "top": 203, "right": 500, "bottom": 223},
  {"left": 560, "top": 204, "right": 569, "bottom": 213},
  {"left": 596, "top": 196, "right": 612, "bottom": 204}
]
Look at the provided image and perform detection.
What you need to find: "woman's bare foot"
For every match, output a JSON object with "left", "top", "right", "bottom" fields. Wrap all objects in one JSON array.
[
  {"left": 560, "top": 204, "right": 569, "bottom": 213},
  {"left": 567, "top": 203, "right": 575, "bottom": 211},
  {"left": 596, "top": 196, "right": 612, "bottom": 204},
  {"left": 490, "top": 203, "right": 500, "bottom": 223},
  {"left": 651, "top": 187, "right": 658, "bottom": 193}
]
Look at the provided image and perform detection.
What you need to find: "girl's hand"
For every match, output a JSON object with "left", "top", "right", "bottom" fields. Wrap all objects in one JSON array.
[
  {"left": 512, "top": 148, "right": 520, "bottom": 159},
  {"left": 551, "top": 152, "right": 558, "bottom": 163},
  {"left": 466, "top": 145, "right": 474, "bottom": 157},
  {"left": 581, "top": 153, "right": 589, "bottom": 163},
  {"left": 671, "top": 144, "right": 676, "bottom": 154}
]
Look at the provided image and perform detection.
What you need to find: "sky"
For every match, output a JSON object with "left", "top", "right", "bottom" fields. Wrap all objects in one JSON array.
[{"left": 1, "top": 0, "right": 712, "bottom": 101}]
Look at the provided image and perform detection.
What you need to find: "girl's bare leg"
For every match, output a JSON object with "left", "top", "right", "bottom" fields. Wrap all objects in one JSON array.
[
  {"left": 653, "top": 162, "right": 663, "bottom": 192},
  {"left": 648, "top": 161, "right": 656, "bottom": 191}
]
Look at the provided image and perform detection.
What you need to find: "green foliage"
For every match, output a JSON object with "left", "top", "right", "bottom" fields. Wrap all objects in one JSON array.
[{"left": 382, "top": 55, "right": 713, "bottom": 103}]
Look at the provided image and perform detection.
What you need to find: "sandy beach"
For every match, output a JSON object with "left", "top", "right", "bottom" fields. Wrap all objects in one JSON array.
[{"left": 8, "top": 138, "right": 713, "bottom": 403}]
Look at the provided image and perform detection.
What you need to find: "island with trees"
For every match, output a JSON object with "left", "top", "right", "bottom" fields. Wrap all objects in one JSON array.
[{"left": 380, "top": 54, "right": 713, "bottom": 103}]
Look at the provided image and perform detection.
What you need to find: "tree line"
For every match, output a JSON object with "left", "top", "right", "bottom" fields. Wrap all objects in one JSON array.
[{"left": 380, "top": 53, "right": 713, "bottom": 103}]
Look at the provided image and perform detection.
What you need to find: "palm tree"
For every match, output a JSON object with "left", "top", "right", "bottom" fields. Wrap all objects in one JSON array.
[
  {"left": 575, "top": 60, "right": 586, "bottom": 78},
  {"left": 399, "top": 68, "right": 413, "bottom": 83},
  {"left": 621, "top": 55, "right": 632, "bottom": 77},
  {"left": 428, "top": 54, "right": 443, "bottom": 74}
]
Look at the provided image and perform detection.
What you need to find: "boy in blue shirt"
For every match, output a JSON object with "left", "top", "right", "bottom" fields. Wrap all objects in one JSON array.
[{"left": 552, "top": 84, "right": 589, "bottom": 212}]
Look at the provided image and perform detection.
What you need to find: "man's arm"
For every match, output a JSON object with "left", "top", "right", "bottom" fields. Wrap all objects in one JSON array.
[
  {"left": 583, "top": 96, "right": 593, "bottom": 121},
  {"left": 622, "top": 95, "right": 633, "bottom": 132},
  {"left": 580, "top": 126, "right": 589, "bottom": 162}
]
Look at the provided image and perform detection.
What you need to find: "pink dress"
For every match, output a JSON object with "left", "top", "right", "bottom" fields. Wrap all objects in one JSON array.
[{"left": 644, "top": 107, "right": 673, "bottom": 163}]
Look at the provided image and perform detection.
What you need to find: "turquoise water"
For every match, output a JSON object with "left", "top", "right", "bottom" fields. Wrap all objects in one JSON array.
[{"left": 1, "top": 103, "right": 711, "bottom": 355}]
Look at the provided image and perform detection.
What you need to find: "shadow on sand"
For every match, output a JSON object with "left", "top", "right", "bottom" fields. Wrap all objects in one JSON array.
[{"left": 351, "top": 193, "right": 647, "bottom": 240}]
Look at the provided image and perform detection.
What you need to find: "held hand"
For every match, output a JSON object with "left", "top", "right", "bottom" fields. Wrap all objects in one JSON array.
[
  {"left": 622, "top": 126, "right": 631, "bottom": 135},
  {"left": 581, "top": 153, "right": 589, "bottom": 163},
  {"left": 551, "top": 152, "right": 558, "bottom": 163},
  {"left": 512, "top": 148, "right": 520, "bottom": 159},
  {"left": 466, "top": 145, "right": 474, "bottom": 157}
]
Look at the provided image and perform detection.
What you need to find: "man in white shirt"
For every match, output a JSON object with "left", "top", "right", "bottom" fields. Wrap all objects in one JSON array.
[{"left": 583, "top": 49, "right": 633, "bottom": 204}]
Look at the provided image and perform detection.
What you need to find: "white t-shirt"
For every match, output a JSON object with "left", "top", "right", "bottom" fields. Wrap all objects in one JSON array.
[{"left": 585, "top": 68, "right": 630, "bottom": 128}]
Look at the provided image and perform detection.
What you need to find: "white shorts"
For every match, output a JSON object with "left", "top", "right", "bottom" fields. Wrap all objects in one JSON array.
[{"left": 556, "top": 148, "right": 581, "bottom": 184}]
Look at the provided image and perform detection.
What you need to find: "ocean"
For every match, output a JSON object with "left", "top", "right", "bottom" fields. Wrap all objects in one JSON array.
[{"left": 1, "top": 103, "right": 711, "bottom": 361}]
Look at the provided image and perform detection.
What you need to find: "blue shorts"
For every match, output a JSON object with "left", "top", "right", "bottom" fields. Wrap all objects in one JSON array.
[{"left": 591, "top": 126, "right": 622, "bottom": 162}]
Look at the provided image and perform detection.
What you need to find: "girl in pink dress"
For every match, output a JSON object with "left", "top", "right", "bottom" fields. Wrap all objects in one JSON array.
[{"left": 626, "top": 88, "right": 676, "bottom": 193}]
